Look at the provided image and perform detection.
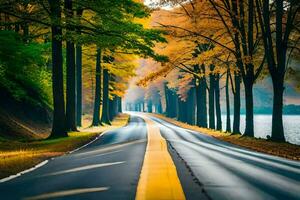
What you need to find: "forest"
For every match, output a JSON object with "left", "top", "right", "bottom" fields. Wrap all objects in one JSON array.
[
  {"left": 0, "top": 0, "right": 299, "bottom": 142},
  {"left": 0, "top": 1, "right": 300, "bottom": 199},
  {"left": 0, "top": 0, "right": 167, "bottom": 138},
  {"left": 0, "top": 0, "right": 299, "bottom": 143},
  {"left": 126, "top": 0, "right": 300, "bottom": 143}
]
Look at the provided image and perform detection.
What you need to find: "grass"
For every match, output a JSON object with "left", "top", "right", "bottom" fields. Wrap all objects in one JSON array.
[
  {"left": 0, "top": 114, "right": 129, "bottom": 179},
  {"left": 150, "top": 113, "right": 300, "bottom": 161}
]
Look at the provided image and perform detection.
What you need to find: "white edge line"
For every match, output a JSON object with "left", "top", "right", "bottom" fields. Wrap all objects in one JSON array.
[
  {"left": 0, "top": 160, "right": 48, "bottom": 183},
  {"left": 0, "top": 129, "right": 111, "bottom": 184},
  {"left": 68, "top": 129, "right": 111, "bottom": 154}
]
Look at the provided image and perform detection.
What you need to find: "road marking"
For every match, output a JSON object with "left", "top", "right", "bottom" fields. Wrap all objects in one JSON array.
[
  {"left": 43, "top": 161, "right": 125, "bottom": 177},
  {"left": 76, "top": 150, "right": 123, "bottom": 160},
  {"left": 136, "top": 116, "right": 186, "bottom": 200},
  {"left": 0, "top": 160, "right": 49, "bottom": 183},
  {"left": 23, "top": 187, "right": 109, "bottom": 200}
]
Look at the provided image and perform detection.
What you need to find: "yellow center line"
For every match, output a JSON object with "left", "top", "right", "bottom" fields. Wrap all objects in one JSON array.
[{"left": 136, "top": 115, "right": 186, "bottom": 200}]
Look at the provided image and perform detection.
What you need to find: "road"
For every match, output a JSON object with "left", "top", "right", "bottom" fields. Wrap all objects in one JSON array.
[{"left": 0, "top": 113, "right": 299, "bottom": 200}]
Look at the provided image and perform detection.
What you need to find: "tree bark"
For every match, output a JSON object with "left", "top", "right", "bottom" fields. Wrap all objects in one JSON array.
[
  {"left": 92, "top": 48, "right": 102, "bottom": 126},
  {"left": 101, "top": 69, "right": 111, "bottom": 125},
  {"left": 215, "top": 73, "right": 222, "bottom": 131},
  {"left": 76, "top": 44, "right": 82, "bottom": 126},
  {"left": 65, "top": 0, "right": 77, "bottom": 131},
  {"left": 194, "top": 65, "right": 207, "bottom": 128},
  {"left": 233, "top": 71, "right": 241, "bottom": 134},
  {"left": 209, "top": 65, "right": 215, "bottom": 129},
  {"left": 76, "top": 9, "right": 83, "bottom": 127},
  {"left": 244, "top": 80, "right": 254, "bottom": 137},
  {"left": 225, "top": 69, "right": 231, "bottom": 132},
  {"left": 49, "top": 0, "right": 67, "bottom": 137},
  {"left": 271, "top": 76, "right": 285, "bottom": 141},
  {"left": 187, "top": 87, "right": 196, "bottom": 125}
]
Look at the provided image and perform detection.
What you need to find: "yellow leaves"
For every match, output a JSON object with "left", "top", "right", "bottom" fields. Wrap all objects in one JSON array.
[{"left": 136, "top": 64, "right": 173, "bottom": 87}]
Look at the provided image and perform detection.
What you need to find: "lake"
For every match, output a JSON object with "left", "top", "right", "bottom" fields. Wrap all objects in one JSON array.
[{"left": 221, "top": 115, "right": 300, "bottom": 145}]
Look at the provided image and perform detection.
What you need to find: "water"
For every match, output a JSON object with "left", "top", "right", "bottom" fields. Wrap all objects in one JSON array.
[{"left": 221, "top": 115, "right": 300, "bottom": 145}]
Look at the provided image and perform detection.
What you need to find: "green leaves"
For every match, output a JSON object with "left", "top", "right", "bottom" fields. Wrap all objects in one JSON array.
[{"left": 0, "top": 30, "right": 52, "bottom": 107}]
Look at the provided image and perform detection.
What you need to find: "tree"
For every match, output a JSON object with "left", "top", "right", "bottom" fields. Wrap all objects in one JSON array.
[
  {"left": 48, "top": 0, "right": 67, "bottom": 137},
  {"left": 255, "top": 0, "right": 299, "bottom": 141},
  {"left": 76, "top": 8, "right": 83, "bottom": 126},
  {"left": 92, "top": 48, "right": 102, "bottom": 126},
  {"left": 65, "top": 0, "right": 77, "bottom": 131}
]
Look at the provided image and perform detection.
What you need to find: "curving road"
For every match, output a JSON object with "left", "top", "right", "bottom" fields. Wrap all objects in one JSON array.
[
  {"left": 149, "top": 115, "right": 300, "bottom": 200},
  {"left": 0, "top": 113, "right": 299, "bottom": 200}
]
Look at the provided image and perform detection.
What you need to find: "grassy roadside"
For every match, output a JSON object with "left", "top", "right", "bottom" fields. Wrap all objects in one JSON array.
[
  {"left": 0, "top": 114, "right": 129, "bottom": 179},
  {"left": 149, "top": 113, "right": 300, "bottom": 161}
]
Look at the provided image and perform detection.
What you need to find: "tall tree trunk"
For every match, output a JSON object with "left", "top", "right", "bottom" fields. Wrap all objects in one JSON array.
[
  {"left": 92, "top": 48, "right": 102, "bottom": 126},
  {"left": 164, "top": 83, "right": 170, "bottom": 116},
  {"left": 215, "top": 73, "right": 222, "bottom": 131},
  {"left": 209, "top": 65, "right": 215, "bottom": 129},
  {"left": 101, "top": 69, "right": 111, "bottom": 125},
  {"left": 76, "top": 44, "right": 82, "bottom": 126},
  {"left": 118, "top": 96, "right": 122, "bottom": 113},
  {"left": 233, "top": 72, "right": 241, "bottom": 134},
  {"left": 225, "top": 69, "right": 231, "bottom": 132},
  {"left": 65, "top": 0, "right": 77, "bottom": 131},
  {"left": 76, "top": 9, "right": 83, "bottom": 127},
  {"left": 109, "top": 97, "right": 118, "bottom": 121},
  {"left": 49, "top": 0, "right": 67, "bottom": 137},
  {"left": 157, "top": 97, "right": 162, "bottom": 114},
  {"left": 186, "top": 87, "right": 195, "bottom": 125},
  {"left": 178, "top": 99, "right": 184, "bottom": 122},
  {"left": 147, "top": 100, "right": 153, "bottom": 113},
  {"left": 194, "top": 65, "right": 207, "bottom": 127},
  {"left": 244, "top": 80, "right": 254, "bottom": 137},
  {"left": 271, "top": 76, "right": 285, "bottom": 141}
]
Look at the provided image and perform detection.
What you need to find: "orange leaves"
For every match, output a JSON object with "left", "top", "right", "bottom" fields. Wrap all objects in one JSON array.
[{"left": 136, "top": 64, "right": 173, "bottom": 87}]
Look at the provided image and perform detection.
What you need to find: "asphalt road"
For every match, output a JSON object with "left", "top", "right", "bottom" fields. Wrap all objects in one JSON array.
[
  {"left": 0, "top": 115, "right": 148, "bottom": 200},
  {"left": 149, "top": 115, "right": 300, "bottom": 200},
  {"left": 0, "top": 113, "right": 299, "bottom": 200}
]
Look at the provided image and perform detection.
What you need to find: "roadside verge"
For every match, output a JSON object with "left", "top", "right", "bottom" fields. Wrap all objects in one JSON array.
[{"left": 0, "top": 114, "right": 129, "bottom": 179}]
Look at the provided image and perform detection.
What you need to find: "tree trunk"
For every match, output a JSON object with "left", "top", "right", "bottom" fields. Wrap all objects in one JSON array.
[
  {"left": 233, "top": 72, "right": 241, "bottom": 134},
  {"left": 243, "top": 80, "right": 254, "bottom": 137},
  {"left": 215, "top": 73, "right": 222, "bottom": 131},
  {"left": 76, "top": 44, "right": 82, "bottom": 126},
  {"left": 164, "top": 83, "right": 170, "bottom": 116},
  {"left": 194, "top": 65, "right": 207, "bottom": 127},
  {"left": 178, "top": 99, "right": 186, "bottom": 122},
  {"left": 76, "top": 9, "right": 83, "bottom": 127},
  {"left": 109, "top": 97, "right": 118, "bottom": 121},
  {"left": 271, "top": 77, "right": 285, "bottom": 141},
  {"left": 157, "top": 97, "right": 162, "bottom": 114},
  {"left": 49, "top": 0, "right": 67, "bottom": 137},
  {"left": 225, "top": 69, "right": 231, "bottom": 132},
  {"left": 118, "top": 96, "right": 122, "bottom": 113},
  {"left": 101, "top": 69, "right": 111, "bottom": 125},
  {"left": 209, "top": 65, "right": 215, "bottom": 129},
  {"left": 92, "top": 48, "right": 102, "bottom": 126},
  {"left": 65, "top": 0, "right": 77, "bottom": 131},
  {"left": 187, "top": 87, "right": 196, "bottom": 125},
  {"left": 147, "top": 100, "right": 153, "bottom": 113}
]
